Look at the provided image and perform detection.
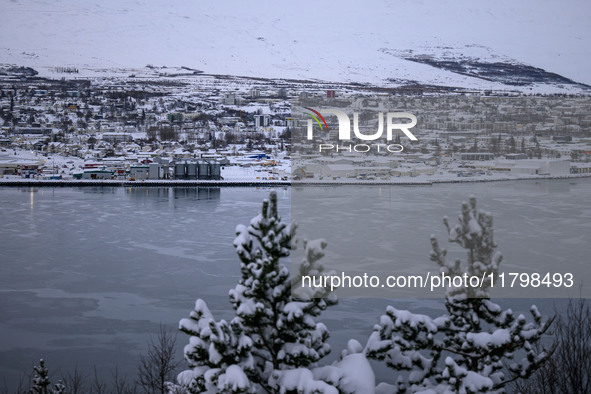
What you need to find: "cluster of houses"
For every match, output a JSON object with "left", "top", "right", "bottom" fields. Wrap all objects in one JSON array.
[
  {"left": 289, "top": 94, "right": 591, "bottom": 180},
  {"left": 0, "top": 66, "right": 296, "bottom": 163},
  {"left": 0, "top": 66, "right": 590, "bottom": 182}
]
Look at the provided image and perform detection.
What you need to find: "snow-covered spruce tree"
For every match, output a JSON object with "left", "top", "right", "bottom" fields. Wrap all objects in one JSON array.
[
  {"left": 177, "top": 191, "right": 337, "bottom": 393},
  {"left": 367, "top": 196, "right": 554, "bottom": 394},
  {"left": 30, "top": 359, "right": 66, "bottom": 394}
]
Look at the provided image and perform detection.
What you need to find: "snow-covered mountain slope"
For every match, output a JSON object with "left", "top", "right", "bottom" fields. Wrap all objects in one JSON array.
[
  {"left": 381, "top": 46, "right": 590, "bottom": 92},
  {"left": 0, "top": 0, "right": 589, "bottom": 92}
]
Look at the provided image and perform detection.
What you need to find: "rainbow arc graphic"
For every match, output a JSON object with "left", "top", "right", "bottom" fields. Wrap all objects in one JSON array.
[{"left": 304, "top": 107, "right": 329, "bottom": 132}]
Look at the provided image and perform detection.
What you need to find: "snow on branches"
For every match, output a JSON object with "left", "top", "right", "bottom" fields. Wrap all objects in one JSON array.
[
  {"left": 429, "top": 196, "right": 501, "bottom": 299},
  {"left": 177, "top": 193, "right": 554, "bottom": 394},
  {"left": 30, "top": 359, "right": 66, "bottom": 394},
  {"left": 367, "top": 197, "right": 555, "bottom": 394},
  {"left": 178, "top": 191, "right": 339, "bottom": 393}
]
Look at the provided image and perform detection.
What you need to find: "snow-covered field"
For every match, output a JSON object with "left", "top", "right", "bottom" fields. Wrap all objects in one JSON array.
[{"left": 1, "top": 0, "right": 590, "bottom": 93}]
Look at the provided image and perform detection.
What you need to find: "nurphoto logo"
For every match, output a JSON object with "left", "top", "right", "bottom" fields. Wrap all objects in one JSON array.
[{"left": 303, "top": 107, "right": 418, "bottom": 153}]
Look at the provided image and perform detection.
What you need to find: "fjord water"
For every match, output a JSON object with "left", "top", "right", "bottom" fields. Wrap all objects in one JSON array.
[{"left": 0, "top": 180, "right": 589, "bottom": 388}]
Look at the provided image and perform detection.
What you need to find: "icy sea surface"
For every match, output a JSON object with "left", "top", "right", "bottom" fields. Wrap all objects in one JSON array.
[{"left": 0, "top": 181, "right": 589, "bottom": 388}]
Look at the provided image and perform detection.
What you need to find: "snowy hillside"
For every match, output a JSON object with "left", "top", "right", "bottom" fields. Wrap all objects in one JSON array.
[{"left": 0, "top": 0, "right": 589, "bottom": 92}]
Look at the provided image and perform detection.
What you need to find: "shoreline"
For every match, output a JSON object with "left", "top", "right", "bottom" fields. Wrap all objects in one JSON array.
[{"left": 1, "top": 173, "right": 590, "bottom": 187}]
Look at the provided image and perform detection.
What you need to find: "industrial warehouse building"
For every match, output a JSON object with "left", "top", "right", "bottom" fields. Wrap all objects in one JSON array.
[
  {"left": 174, "top": 160, "right": 222, "bottom": 180},
  {"left": 509, "top": 160, "right": 570, "bottom": 176}
]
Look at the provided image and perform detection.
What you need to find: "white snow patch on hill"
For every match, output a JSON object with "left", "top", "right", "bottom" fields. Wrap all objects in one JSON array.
[{"left": 0, "top": 0, "right": 589, "bottom": 88}]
